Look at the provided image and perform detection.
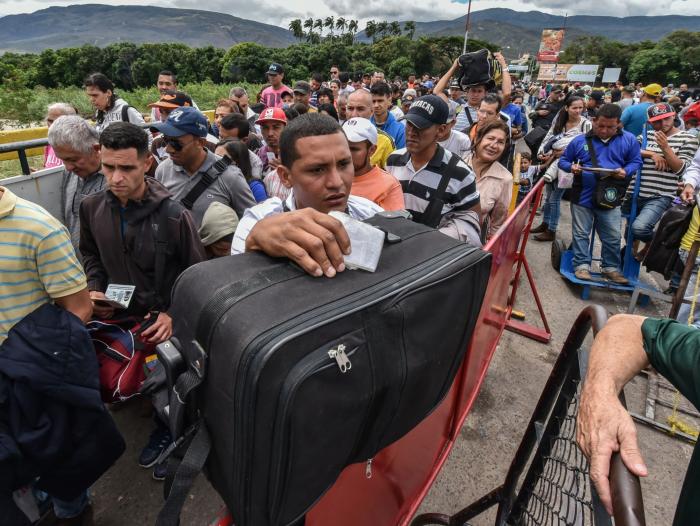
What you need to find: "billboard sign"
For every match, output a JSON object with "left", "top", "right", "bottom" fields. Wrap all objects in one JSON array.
[
  {"left": 602, "top": 67, "right": 622, "bottom": 84},
  {"left": 536, "top": 29, "right": 565, "bottom": 63},
  {"left": 538, "top": 64, "right": 599, "bottom": 83}
]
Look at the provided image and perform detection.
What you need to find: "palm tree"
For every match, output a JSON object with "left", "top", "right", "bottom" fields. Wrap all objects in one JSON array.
[
  {"left": 348, "top": 19, "right": 359, "bottom": 41},
  {"left": 314, "top": 18, "right": 324, "bottom": 39},
  {"left": 324, "top": 16, "right": 335, "bottom": 40},
  {"left": 303, "top": 18, "right": 314, "bottom": 42},
  {"left": 365, "top": 20, "right": 377, "bottom": 43},
  {"left": 390, "top": 21, "right": 401, "bottom": 37},
  {"left": 288, "top": 19, "right": 304, "bottom": 42},
  {"left": 336, "top": 17, "right": 346, "bottom": 36},
  {"left": 376, "top": 21, "right": 388, "bottom": 41},
  {"left": 404, "top": 21, "right": 416, "bottom": 40}
]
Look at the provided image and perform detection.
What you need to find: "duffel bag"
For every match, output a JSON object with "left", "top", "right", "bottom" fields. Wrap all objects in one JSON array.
[{"left": 156, "top": 213, "right": 492, "bottom": 526}]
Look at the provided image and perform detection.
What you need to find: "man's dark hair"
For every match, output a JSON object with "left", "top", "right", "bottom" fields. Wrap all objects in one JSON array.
[
  {"left": 220, "top": 113, "right": 249, "bottom": 138},
  {"left": 317, "top": 103, "right": 339, "bottom": 121},
  {"left": 284, "top": 107, "right": 300, "bottom": 121},
  {"left": 99, "top": 122, "right": 149, "bottom": 158},
  {"left": 292, "top": 102, "right": 309, "bottom": 115},
  {"left": 339, "top": 72, "right": 350, "bottom": 83},
  {"left": 311, "top": 73, "right": 324, "bottom": 83},
  {"left": 159, "top": 70, "right": 177, "bottom": 83},
  {"left": 317, "top": 87, "right": 334, "bottom": 103},
  {"left": 482, "top": 93, "right": 503, "bottom": 111},
  {"left": 595, "top": 103, "right": 623, "bottom": 121},
  {"left": 370, "top": 82, "right": 392, "bottom": 98},
  {"left": 279, "top": 113, "right": 343, "bottom": 169},
  {"left": 520, "top": 151, "right": 532, "bottom": 160}
]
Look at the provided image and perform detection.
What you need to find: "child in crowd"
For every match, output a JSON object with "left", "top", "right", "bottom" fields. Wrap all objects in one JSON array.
[{"left": 517, "top": 152, "right": 545, "bottom": 204}]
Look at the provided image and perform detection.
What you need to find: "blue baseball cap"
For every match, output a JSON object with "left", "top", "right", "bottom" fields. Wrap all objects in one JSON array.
[{"left": 150, "top": 106, "right": 209, "bottom": 138}]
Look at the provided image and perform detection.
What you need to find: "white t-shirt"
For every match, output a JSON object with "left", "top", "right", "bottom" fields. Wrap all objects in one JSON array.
[
  {"left": 439, "top": 129, "right": 472, "bottom": 158},
  {"left": 231, "top": 191, "right": 383, "bottom": 254},
  {"left": 390, "top": 106, "right": 405, "bottom": 121}
]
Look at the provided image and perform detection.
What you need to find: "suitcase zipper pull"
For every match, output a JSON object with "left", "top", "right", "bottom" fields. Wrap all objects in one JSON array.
[
  {"left": 328, "top": 344, "right": 352, "bottom": 373},
  {"left": 365, "top": 458, "right": 373, "bottom": 479}
]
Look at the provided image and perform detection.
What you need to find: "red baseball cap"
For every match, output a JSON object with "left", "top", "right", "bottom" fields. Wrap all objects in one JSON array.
[
  {"left": 256, "top": 107, "right": 287, "bottom": 125},
  {"left": 647, "top": 102, "right": 675, "bottom": 122}
]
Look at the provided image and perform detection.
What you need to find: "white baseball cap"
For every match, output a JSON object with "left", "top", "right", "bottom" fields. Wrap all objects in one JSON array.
[{"left": 342, "top": 117, "right": 378, "bottom": 145}]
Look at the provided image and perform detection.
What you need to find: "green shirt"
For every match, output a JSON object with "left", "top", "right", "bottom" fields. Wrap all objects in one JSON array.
[{"left": 642, "top": 318, "right": 700, "bottom": 526}]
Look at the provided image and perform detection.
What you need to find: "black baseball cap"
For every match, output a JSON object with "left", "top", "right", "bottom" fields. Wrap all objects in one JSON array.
[
  {"left": 590, "top": 91, "right": 604, "bottom": 102},
  {"left": 267, "top": 63, "right": 284, "bottom": 75},
  {"left": 293, "top": 81, "right": 311, "bottom": 95},
  {"left": 148, "top": 90, "right": 193, "bottom": 109},
  {"left": 402, "top": 95, "right": 449, "bottom": 129}
]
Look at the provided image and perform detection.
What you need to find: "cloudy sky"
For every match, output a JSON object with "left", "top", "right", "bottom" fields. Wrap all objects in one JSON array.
[{"left": 0, "top": 0, "right": 697, "bottom": 27}]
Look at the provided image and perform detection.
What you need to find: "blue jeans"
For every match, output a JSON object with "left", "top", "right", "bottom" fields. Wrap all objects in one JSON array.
[
  {"left": 49, "top": 491, "right": 89, "bottom": 519},
  {"left": 622, "top": 195, "right": 673, "bottom": 242},
  {"left": 676, "top": 249, "right": 700, "bottom": 329},
  {"left": 542, "top": 180, "right": 566, "bottom": 232},
  {"left": 570, "top": 203, "right": 623, "bottom": 272}
]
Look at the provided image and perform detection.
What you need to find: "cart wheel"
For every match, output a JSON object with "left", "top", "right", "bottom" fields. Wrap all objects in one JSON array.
[{"left": 551, "top": 239, "right": 566, "bottom": 271}]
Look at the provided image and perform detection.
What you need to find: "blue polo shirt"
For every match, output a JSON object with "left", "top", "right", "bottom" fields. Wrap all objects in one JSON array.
[
  {"left": 621, "top": 102, "right": 652, "bottom": 137},
  {"left": 371, "top": 112, "right": 406, "bottom": 149}
]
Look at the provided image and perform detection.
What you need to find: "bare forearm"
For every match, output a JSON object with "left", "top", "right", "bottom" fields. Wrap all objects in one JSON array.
[
  {"left": 662, "top": 148, "right": 684, "bottom": 173},
  {"left": 435, "top": 61, "right": 459, "bottom": 102},
  {"left": 586, "top": 314, "right": 649, "bottom": 394}
]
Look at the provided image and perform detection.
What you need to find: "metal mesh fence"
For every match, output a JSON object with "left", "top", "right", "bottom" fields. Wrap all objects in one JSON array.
[{"left": 510, "top": 378, "right": 601, "bottom": 526}]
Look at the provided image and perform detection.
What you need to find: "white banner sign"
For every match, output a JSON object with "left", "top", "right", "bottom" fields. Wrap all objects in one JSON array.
[
  {"left": 566, "top": 64, "right": 599, "bottom": 83},
  {"left": 602, "top": 67, "right": 622, "bottom": 84}
]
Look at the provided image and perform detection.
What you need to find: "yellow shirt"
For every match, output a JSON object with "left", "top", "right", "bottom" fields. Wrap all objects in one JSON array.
[
  {"left": 0, "top": 187, "right": 86, "bottom": 343},
  {"left": 681, "top": 207, "right": 700, "bottom": 252},
  {"left": 371, "top": 130, "right": 395, "bottom": 169}
]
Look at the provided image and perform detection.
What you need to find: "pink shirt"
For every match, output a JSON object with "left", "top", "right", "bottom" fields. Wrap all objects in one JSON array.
[
  {"left": 43, "top": 145, "right": 63, "bottom": 169},
  {"left": 261, "top": 85, "right": 291, "bottom": 109}
]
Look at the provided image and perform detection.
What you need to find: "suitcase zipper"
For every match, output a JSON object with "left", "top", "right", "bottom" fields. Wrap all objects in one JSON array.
[
  {"left": 268, "top": 345, "right": 358, "bottom": 523},
  {"left": 232, "top": 245, "right": 485, "bottom": 522}
]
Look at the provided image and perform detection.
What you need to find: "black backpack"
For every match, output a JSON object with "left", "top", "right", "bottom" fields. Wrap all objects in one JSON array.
[
  {"left": 155, "top": 213, "right": 491, "bottom": 526},
  {"left": 458, "top": 49, "right": 502, "bottom": 90}
]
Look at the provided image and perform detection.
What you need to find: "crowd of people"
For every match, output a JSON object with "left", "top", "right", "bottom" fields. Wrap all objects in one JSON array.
[{"left": 4, "top": 53, "right": 700, "bottom": 525}]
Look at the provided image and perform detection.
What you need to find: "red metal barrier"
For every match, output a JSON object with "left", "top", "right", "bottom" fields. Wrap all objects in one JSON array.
[{"left": 305, "top": 179, "right": 550, "bottom": 525}]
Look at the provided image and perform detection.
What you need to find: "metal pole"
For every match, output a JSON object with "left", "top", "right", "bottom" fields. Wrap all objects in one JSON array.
[{"left": 461, "top": 0, "right": 473, "bottom": 55}]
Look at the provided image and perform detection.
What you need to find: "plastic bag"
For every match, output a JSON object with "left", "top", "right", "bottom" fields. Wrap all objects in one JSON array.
[{"left": 558, "top": 169, "right": 574, "bottom": 189}]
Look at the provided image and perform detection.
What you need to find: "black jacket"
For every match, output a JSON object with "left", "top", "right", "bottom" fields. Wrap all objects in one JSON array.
[
  {"left": 79, "top": 177, "right": 207, "bottom": 316},
  {"left": 0, "top": 303, "right": 125, "bottom": 501}
]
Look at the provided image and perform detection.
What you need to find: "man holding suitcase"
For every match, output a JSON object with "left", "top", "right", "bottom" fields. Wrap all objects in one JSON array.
[{"left": 232, "top": 113, "right": 382, "bottom": 277}]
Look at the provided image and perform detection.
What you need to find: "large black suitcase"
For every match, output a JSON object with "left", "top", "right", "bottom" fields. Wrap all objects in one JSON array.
[{"left": 159, "top": 214, "right": 492, "bottom": 526}]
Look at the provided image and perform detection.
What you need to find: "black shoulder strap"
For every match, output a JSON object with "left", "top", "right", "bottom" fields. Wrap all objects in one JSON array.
[
  {"left": 464, "top": 106, "right": 475, "bottom": 126},
  {"left": 121, "top": 104, "right": 132, "bottom": 124},
  {"left": 585, "top": 136, "right": 600, "bottom": 168},
  {"left": 420, "top": 150, "right": 460, "bottom": 229},
  {"left": 180, "top": 157, "right": 231, "bottom": 210}
]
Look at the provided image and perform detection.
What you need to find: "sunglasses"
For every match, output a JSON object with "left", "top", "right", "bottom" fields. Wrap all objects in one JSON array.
[
  {"left": 330, "top": 70, "right": 338, "bottom": 74},
  {"left": 164, "top": 137, "right": 187, "bottom": 151}
]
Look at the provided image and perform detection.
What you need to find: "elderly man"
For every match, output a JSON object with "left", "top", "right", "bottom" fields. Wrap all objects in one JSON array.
[
  {"left": 346, "top": 89, "right": 396, "bottom": 169},
  {"left": 230, "top": 86, "right": 258, "bottom": 128},
  {"left": 47, "top": 115, "right": 106, "bottom": 255},
  {"left": 43, "top": 102, "right": 76, "bottom": 169}
]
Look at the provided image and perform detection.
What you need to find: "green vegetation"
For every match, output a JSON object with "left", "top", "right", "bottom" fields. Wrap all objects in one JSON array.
[
  {"left": 0, "top": 81, "right": 260, "bottom": 124},
  {"left": 559, "top": 30, "right": 700, "bottom": 84}
]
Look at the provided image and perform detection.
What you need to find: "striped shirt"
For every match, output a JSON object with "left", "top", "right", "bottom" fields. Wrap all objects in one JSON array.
[
  {"left": 630, "top": 129, "right": 699, "bottom": 199},
  {"left": 0, "top": 187, "right": 86, "bottom": 344},
  {"left": 385, "top": 145, "right": 480, "bottom": 236}
]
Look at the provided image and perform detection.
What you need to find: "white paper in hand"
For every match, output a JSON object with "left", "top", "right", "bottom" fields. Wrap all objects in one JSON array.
[{"left": 329, "top": 211, "right": 384, "bottom": 273}]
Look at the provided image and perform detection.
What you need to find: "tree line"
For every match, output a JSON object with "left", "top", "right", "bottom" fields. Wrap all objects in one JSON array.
[
  {"left": 558, "top": 30, "right": 700, "bottom": 84},
  {"left": 287, "top": 17, "right": 417, "bottom": 45},
  {"left": 0, "top": 36, "right": 496, "bottom": 92}
]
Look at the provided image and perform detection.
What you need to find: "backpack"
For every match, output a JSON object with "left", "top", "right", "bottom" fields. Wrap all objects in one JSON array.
[{"left": 458, "top": 49, "right": 502, "bottom": 90}]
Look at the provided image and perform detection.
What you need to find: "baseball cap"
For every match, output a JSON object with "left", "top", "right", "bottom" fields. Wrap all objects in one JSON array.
[
  {"left": 449, "top": 80, "right": 461, "bottom": 90},
  {"left": 148, "top": 90, "right": 193, "bottom": 109},
  {"left": 150, "top": 106, "right": 209, "bottom": 138},
  {"left": 551, "top": 85, "right": 564, "bottom": 93},
  {"left": 403, "top": 88, "right": 418, "bottom": 98},
  {"left": 402, "top": 93, "right": 416, "bottom": 104},
  {"left": 293, "top": 81, "right": 311, "bottom": 95},
  {"left": 402, "top": 95, "right": 449, "bottom": 129},
  {"left": 647, "top": 102, "right": 675, "bottom": 122},
  {"left": 342, "top": 117, "right": 378, "bottom": 145},
  {"left": 590, "top": 91, "right": 604, "bottom": 102},
  {"left": 643, "top": 83, "right": 663, "bottom": 97},
  {"left": 255, "top": 107, "right": 287, "bottom": 125},
  {"left": 198, "top": 202, "right": 239, "bottom": 246},
  {"left": 267, "top": 63, "right": 284, "bottom": 75}
]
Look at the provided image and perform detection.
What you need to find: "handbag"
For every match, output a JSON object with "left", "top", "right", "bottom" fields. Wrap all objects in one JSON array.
[{"left": 587, "top": 136, "right": 630, "bottom": 210}]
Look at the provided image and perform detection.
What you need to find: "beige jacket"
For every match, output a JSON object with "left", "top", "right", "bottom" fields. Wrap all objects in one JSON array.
[{"left": 466, "top": 154, "right": 513, "bottom": 239}]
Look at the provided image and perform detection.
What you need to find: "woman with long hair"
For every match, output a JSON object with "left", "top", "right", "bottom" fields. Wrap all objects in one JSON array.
[
  {"left": 84, "top": 73, "right": 145, "bottom": 133},
  {"left": 215, "top": 138, "right": 268, "bottom": 203},
  {"left": 464, "top": 119, "right": 513, "bottom": 240},
  {"left": 532, "top": 95, "right": 592, "bottom": 241}
]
